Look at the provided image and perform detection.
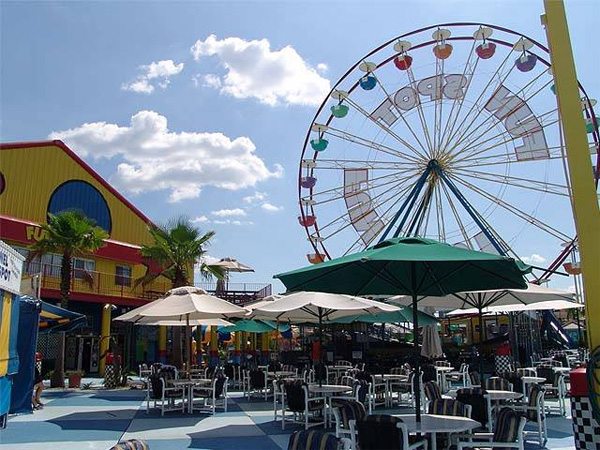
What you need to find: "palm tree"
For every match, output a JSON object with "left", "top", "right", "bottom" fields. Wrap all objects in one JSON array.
[
  {"left": 28, "top": 211, "right": 108, "bottom": 387},
  {"left": 137, "top": 217, "right": 224, "bottom": 367}
]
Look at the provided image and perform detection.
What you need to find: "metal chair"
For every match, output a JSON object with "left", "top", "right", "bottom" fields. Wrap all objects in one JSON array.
[
  {"left": 514, "top": 384, "right": 547, "bottom": 446},
  {"left": 332, "top": 399, "right": 367, "bottom": 450},
  {"left": 146, "top": 366, "right": 185, "bottom": 416},
  {"left": 282, "top": 380, "right": 326, "bottom": 430},
  {"left": 287, "top": 429, "right": 351, "bottom": 450},
  {"left": 456, "top": 387, "right": 493, "bottom": 432},
  {"left": 355, "top": 414, "right": 428, "bottom": 450},
  {"left": 457, "top": 407, "right": 526, "bottom": 450},
  {"left": 191, "top": 372, "right": 228, "bottom": 415}
]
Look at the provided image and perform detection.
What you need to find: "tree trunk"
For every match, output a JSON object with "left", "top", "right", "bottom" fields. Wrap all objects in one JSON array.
[
  {"left": 52, "top": 252, "right": 72, "bottom": 388},
  {"left": 50, "top": 332, "right": 66, "bottom": 388}
]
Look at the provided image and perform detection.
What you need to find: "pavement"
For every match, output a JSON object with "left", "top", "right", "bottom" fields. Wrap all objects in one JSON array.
[{"left": 0, "top": 382, "right": 577, "bottom": 449}]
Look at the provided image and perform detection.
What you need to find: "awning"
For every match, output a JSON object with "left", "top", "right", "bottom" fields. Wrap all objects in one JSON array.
[{"left": 39, "top": 300, "right": 87, "bottom": 333}]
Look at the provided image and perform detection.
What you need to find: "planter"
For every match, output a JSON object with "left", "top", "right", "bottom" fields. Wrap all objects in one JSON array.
[{"left": 68, "top": 373, "right": 82, "bottom": 388}]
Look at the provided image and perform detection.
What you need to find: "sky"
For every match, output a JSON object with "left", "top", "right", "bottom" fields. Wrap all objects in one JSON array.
[{"left": 1, "top": 0, "right": 598, "bottom": 294}]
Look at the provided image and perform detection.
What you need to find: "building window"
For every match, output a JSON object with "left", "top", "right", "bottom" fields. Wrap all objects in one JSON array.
[
  {"left": 73, "top": 258, "right": 95, "bottom": 280},
  {"left": 115, "top": 265, "right": 132, "bottom": 287}
]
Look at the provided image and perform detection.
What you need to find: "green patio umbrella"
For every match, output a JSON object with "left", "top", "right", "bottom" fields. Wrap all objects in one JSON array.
[
  {"left": 275, "top": 237, "right": 530, "bottom": 420},
  {"left": 332, "top": 306, "right": 438, "bottom": 326},
  {"left": 220, "top": 319, "right": 290, "bottom": 333}
]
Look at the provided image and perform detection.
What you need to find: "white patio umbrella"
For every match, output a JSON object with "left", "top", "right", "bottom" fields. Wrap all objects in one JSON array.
[
  {"left": 446, "top": 299, "right": 583, "bottom": 316},
  {"left": 114, "top": 286, "right": 246, "bottom": 375},
  {"left": 421, "top": 324, "right": 444, "bottom": 359},
  {"left": 390, "top": 283, "right": 575, "bottom": 375},
  {"left": 133, "top": 317, "right": 233, "bottom": 327},
  {"left": 210, "top": 257, "right": 254, "bottom": 293},
  {"left": 250, "top": 291, "right": 399, "bottom": 385}
]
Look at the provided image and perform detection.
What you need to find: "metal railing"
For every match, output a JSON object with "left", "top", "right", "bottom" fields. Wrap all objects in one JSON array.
[
  {"left": 197, "top": 281, "right": 272, "bottom": 305},
  {"left": 28, "top": 262, "right": 169, "bottom": 301}
]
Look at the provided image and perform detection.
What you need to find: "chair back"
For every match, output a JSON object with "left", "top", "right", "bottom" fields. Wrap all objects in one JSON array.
[
  {"left": 484, "top": 377, "right": 512, "bottom": 391},
  {"left": 356, "top": 415, "right": 405, "bottom": 450},
  {"left": 456, "top": 387, "right": 488, "bottom": 428},
  {"left": 224, "top": 364, "right": 234, "bottom": 379},
  {"left": 428, "top": 399, "right": 470, "bottom": 417},
  {"left": 249, "top": 369, "right": 266, "bottom": 389},
  {"left": 422, "top": 364, "right": 437, "bottom": 383},
  {"left": 214, "top": 373, "right": 227, "bottom": 398},
  {"left": 354, "top": 379, "right": 369, "bottom": 403},
  {"left": 269, "top": 361, "right": 283, "bottom": 372},
  {"left": 469, "top": 371, "right": 481, "bottom": 386},
  {"left": 423, "top": 381, "right": 442, "bottom": 401},
  {"left": 337, "top": 360, "right": 353, "bottom": 367},
  {"left": 314, "top": 363, "right": 328, "bottom": 383},
  {"left": 109, "top": 440, "right": 149, "bottom": 450},
  {"left": 536, "top": 366, "right": 555, "bottom": 385},
  {"left": 435, "top": 361, "right": 451, "bottom": 367},
  {"left": 526, "top": 384, "right": 545, "bottom": 422},
  {"left": 335, "top": 399, "right": 367, "bottom": 429},
  {"left": 339, "top": 375, "right": 355, "bottom": 387},
  {"left": 493, "top": 407, "right": 525, "bottom": 450},
  {"left": 501, "top": 372, "right": 523, "bottom": 393},
  {"left": 287, "top": 430, "right": 340, "bottom": 450},
  {"left": 284, "top": 380, "right": 306, "bottom": 412},
  {"left": 516, "top": 368, "right": 536, "bottom": 377}
]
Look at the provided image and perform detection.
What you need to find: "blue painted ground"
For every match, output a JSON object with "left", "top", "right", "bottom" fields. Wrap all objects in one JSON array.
[{"left": 0, "top": 385, "right": 575, "bottom": 449}]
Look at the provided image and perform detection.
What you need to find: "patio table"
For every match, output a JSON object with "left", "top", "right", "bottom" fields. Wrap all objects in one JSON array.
[
  {"left": 393, "top": 413, "right": 481, "bottom": 450},
  {"left": 267, "top": 371, "right": 297, "bottom": 378},
  {"left": 171, "top": 378, "right": 213, "bottom": 413},
  {"left": 308, "top": 384, "right": 353, "bottom": 427}
]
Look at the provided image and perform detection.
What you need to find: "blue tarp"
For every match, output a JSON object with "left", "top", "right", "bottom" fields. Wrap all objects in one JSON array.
[{"left": 9, "top": 297, "right": 41, "bottom": 414}]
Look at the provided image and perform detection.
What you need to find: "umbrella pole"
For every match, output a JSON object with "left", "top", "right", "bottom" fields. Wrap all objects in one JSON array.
[
  {"left": 478, "top": 305, "right": 484, "bottom": 379},
  {"left": 186, "top": 314, "right": 191, "bottom": 380},
  {"left": 319, "top": 308, "right": 323, "bottom": 387},
  {"left": 411, "top": 260, "right": 421, "bottom": 422}
]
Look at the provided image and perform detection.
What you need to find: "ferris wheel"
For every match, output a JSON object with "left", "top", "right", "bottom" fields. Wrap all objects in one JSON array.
[{"left": 298, "top": 22, "right": 599, "bottom": 266}]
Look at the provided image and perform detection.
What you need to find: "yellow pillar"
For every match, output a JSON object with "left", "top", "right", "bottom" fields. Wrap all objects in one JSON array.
[
  {"left": 99, "top": 304, "right": 112, "bottom": 376},
  {"left": 543, "top": 0, "right": 600, "bottom": 349},
  {"left": 158, "top": 326, "right": 167, "bottom": 363}
]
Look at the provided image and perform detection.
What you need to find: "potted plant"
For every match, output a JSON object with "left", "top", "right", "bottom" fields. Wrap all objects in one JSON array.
[{"left": 66, "top": 370, "right": 84, "bottom": 388}]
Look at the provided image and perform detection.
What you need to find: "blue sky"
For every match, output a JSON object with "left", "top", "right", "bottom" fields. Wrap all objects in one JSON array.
[{"left": 1, "top": 0, "right": 598, "bottom": 293}]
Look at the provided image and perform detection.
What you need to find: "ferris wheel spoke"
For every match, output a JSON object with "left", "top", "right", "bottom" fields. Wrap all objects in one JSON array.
[
  {"left": 306, "top": 169, "right": 417, "bottom": 205},
  {"left": 439, "top": 181, "right": 475, "bottom": 248},
  {"left": 438, "top": 40, "right": 479, "bottom": 154},
  {"left": 341, "top": 96, "right": 428, "bottom": 160},
  {"left": 316, "top": 178, "right": 416, "bottom": 248},
  {"left": 448, "top": 173, "right": 572, "bottom": 241},
  {"left": 435, "top": 183, "right": 447, "bottom": 241},
  {"left": 441, "top": 46, "right": 516, "bottom": 152},
  {"left": 374, "top": 75, "right": 431, "bottom": 158},
  {"left": 324, "top": 122, "right": 422, "bottom": 164},
  {"left": 448, "top": 76, "right": 554, "bottom": 159},
  {"left": 453, "top": 143, "right": 566, "bottom": 168},
  {"left": 454, "top": 167, "right": 571, "bottom": 197},
  {"left": 452, "top": 111, "right": 560, "bottom": 165},
  {"left": 311, "top": 158, "right": 413, "bottom": 170},
  {"left": 405, "top": 67, "right": 436, "bottom": 155}
]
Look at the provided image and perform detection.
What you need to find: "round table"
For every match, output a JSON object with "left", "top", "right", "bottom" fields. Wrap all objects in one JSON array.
[
  {"left": 393, "top": 413, "right": 480, "bottom": 450},
  {"left": 171, "top": 378, "right": 213, "bottom": 413},
  {"left": 446, "top": 389, "right": 522, "bottom": 401},
  {"left": 308, "top": 384, "right": 353, "bottom": 426},
  {"left": 267, "top": 371, "right": 297, "bottom": 378}
]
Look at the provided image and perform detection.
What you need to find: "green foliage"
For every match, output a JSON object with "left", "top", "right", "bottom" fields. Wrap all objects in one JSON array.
[{"left": 137, "top": 217, "right": 225, "bottom": 288}]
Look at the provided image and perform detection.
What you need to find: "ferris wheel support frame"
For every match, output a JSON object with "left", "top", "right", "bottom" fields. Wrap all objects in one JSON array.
[{"left": 543, "top": 0, "right": 600, "bottom": 350}]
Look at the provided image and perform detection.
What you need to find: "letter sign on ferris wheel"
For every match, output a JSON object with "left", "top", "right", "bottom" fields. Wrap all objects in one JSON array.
[{"left": 297, "top": 23, "right": 599, "bottom": 269}]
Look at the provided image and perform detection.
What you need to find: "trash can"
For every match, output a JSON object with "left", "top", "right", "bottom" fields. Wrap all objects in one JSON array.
[{"left": 570, "top": 367, "right": 600, "bottom": 449}]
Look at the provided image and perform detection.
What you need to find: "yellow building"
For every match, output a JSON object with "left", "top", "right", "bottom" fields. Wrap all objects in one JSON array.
[{"left": 0, "top": 140, "right": 169, "bottom": 372}]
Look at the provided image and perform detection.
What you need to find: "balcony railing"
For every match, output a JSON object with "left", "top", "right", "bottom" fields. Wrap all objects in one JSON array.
[
  {"left": 197, "top": 282, "right": 272, "bottom": 305},
  {"left": 29, "top": 262, "right": 272, "bottom": 305},
  {"left": 29, "top": 262, "right": 170, "bottom": 301}
]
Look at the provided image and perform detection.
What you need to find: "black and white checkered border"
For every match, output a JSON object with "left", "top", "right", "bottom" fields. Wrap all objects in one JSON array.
[
  {"left": 494, "top": 355, "right": 513, "bottom": 374},
  {"left": 571, "top": 396, "right": 600, "bottom": 449}
]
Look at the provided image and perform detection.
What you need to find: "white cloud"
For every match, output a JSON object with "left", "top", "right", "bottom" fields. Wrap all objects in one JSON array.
[
  {"left": 243, "top": 192, "right": 267, "bottom": 204},
  {"left": 261, "top": 202, "right": 283, "bottom": 212},
  {"left": 520, "top": 254, "right": 547, "bottom": 264},
  {"left": 316, "top": 63, "right": 328, "bottom": 73},
  {"left": 212, "top": 208, "right": 247, "bottom": 217},
  {"left": 49, "top": 110, "right": 283, "bottom": 202},
  {"left": 191, "top": 215, "right": 210, "bottom": 224},
  {"left": 122, "top": 59, "right": 184, "bottom": 94},
  {"left": 190, "top": 34, "right": 330, "bottom": 106},
  {"left": 213, "top": 219, "right": 253, "bottom": 226}
]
